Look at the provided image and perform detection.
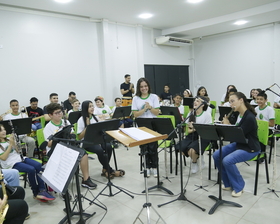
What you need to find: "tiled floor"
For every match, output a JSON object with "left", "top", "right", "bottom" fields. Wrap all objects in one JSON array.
[{"left": 23, "top": 138, "right": 280, "bottom": 224}]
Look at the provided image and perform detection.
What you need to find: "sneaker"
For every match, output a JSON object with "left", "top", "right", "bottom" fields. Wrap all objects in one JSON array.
[
  {"left": 222, "top": 184, "right": 232, "bottom": 191},
  {"left": 36, "top": 190, "right": 56, "bottom": 201},
  {"left": 153, "top": 168, "right": 158, "bottom": 178},
  {"left": 25, "top": 213, "right": 30, "bottom": 220},
  {"left": 232, "top": 190, "right": 244, "bottom": 197},
  {"left": 81, "top": 177, "right": 97, "bottom": 190},
  {"left": 191, "top": 162, "right": 199, "bottom": 174},
  {"left": 146, "top": 169, "right": 151, "bottom": 177}
]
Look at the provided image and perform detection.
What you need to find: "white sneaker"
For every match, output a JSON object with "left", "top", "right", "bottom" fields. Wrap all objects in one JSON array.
[
  {"left": 153, "top": 168, "right": 158, "bottom": 178},
  {"left": 146, "top": 169, "right": 151, "bottom": 177},
  {"left": 191, "top": 163, "right": 199, "bottom": 174}
]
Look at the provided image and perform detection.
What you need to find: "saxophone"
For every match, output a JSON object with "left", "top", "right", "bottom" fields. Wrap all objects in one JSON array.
[{"left": 0, "top": 172, "right": 9, "bottom": 224}]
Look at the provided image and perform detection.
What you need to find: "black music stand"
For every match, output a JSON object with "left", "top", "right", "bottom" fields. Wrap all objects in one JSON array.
[
  {"left": 68, "top": 111, "right": 82, "bottom": 124},
  {"left": 193, "top": 124, "right": 243, "bottom": 214},
  {"left": 218, "top": 106, "right": 239, "bottom": 124},
  {"left": 135, "top": 118, "right": 175, "bottom": 195},
  {"left": 160, "top": 106, "right": 182, "bottom": 125},
  {"left": 1, "top": 118, "right": 32, "bottom": 135},
  {"left": 42, "top": 141, "right": 95, "bottom": 224},
  {"left": 112, "top": 106, "right": 131, "bottom": 119},
  {"left": 183, "top": 97, "right": 195, "bottom": 109},
  {"left": 83, "top": 119, "right": 134, "bottom": 200}
]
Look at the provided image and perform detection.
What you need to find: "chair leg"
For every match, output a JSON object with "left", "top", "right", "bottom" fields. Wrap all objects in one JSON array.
[
  {"left": 264, "top": 154, "right": 270, "bottom": 184},
  {"left": 208, "top": 148, "right": 212, "bottom": 180},
  {"left": 175, "top": 149, "right": 178, "bottom": 175},
  {"left": 254, "top": 155, "right": 261, "bottom": 196}
]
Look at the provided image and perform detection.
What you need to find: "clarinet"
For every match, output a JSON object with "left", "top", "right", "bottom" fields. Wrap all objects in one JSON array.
[
  {"left": 8, "top": 120, "right": 24, "bottom": 162},
  {"left": 61, "top": 101, "right": 68, "bottom": 126},
  {"left": 226, "top": 107, "right": 235, "bottom": 119}
]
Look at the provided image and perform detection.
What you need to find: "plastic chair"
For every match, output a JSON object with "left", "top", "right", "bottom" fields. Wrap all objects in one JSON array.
[
  {"left": 248, "top": 120, "right": 270, "bottom": 195},
  {"left": 183, "top": 106, "right": 190, "bottom": 119},
  {"left": 268, "top": 109, "right": 280, "bottom": 164},
  {"left": 40, "top": 116, "right": 46, "bottom": 128}
]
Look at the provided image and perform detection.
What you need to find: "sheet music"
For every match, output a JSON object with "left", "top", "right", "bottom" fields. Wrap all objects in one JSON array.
[
  {"left": 41, "top": 143, "right": 79, "bottom": 193},
  {"left": 119, "top": 127, "right": 155, "bottom": 141}
]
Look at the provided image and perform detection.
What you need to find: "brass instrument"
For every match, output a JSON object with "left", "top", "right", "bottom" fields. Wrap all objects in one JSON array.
[
  {"left": 20, "top": 106, "right": 28, "bottom": 118},
  {"left": 0, "top": 172, "right": 9, "bottom": 224}
]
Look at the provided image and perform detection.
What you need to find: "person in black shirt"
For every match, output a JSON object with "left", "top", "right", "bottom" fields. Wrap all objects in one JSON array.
[
  {"left": 26, "top": 97, "right": 44, "bottom": 131},
  {"left": 120, "top": 74, "right": 134, "bottom": 98},
  {"left": 63, "top": 91, "right": 76, "bottom": 112},
  {"left": 160, "top": 84, "right": 172, "bottom": 105}
]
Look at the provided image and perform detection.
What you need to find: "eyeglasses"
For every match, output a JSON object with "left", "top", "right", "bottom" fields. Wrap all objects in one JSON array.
[{"left": 53, "top": 110, "right": 62, "bottom": 115}]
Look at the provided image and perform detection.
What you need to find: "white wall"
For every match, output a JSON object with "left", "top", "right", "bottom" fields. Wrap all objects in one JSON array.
[
  {"left": 0, "top": 9, "right": 190, "bottom": 112},
  {"left": 193, "top": 24, "right": 280, "bottom": 104}
]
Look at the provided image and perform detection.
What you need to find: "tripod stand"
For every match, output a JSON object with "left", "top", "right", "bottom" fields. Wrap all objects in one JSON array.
[
  {"left": 83, "top": 120, "right": 134, "bottom": 202},
  {"left": 133, "top": 149, "right": 166, "bottom": 224}
]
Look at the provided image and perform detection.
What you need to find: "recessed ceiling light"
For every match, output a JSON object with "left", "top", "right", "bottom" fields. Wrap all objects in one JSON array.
[
  {"left": 187, "top": 0, "right": 204, "bottom": 3},
  {"left": 139, "top": 13, "right": 153, "bottom": 19},
  {"left": 54, "top": 0, "right": 72, "bottom": 3},
  {"left": 234, "top": 20, "right": 248, "bottom": 25}
]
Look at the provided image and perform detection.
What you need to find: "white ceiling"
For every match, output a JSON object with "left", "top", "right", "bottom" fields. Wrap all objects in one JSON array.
[{"left": 1, "top": 0, "right": 280, "bottom": 39}]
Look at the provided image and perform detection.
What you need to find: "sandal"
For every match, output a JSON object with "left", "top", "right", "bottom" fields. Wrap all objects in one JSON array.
[
  {"left": 101, "top": 169, "right": 114, "bottom": 179},
  {"left": 112, "top": 169, "right": 125, "bottom": 177}
]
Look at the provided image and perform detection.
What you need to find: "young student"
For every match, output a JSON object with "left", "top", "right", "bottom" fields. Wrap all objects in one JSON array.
[
  {"left": 0, "top": 124, "right": 55, "bottom": 201},
  {"left": 250, "top": 88, "right": 262, "bottom": 105},
  {"left": 77, "top": 100, "right": 125, "bottom": 178},
  {"left": 43, "top": 93, "right": 59, "bottom": 122},
  {"left": 94, "top": 96, "right": 112, "bottom": 121},
  {"left": 255, "top": 92, "right": 275, "bottom": 127},
  {"left": 111, "top": 97, "right": 133, "bottom": 128},
  {"left": 175, "top": 96, "right": 212, "bottom": 174},
  {"left": 221, "top": 85, "right": 237, "bottom": 105},
  {"left": 183, "top": 89, "right": 193, "bottom": 98},
  {"left": 160, "top": 84, "right": 172, "bottom": 105},
  {"left": 249, "top": 88, "right": 255, "bottom": 99},
  {"left": 213, "top": 92, "right": 260, "bottom": 197},
  {"left": 223, "top": 88, "right": 238, "bottom": 107},
  {"left": 197, "top": 86, "right": 209, "bottom": 98},
  {"left": 171, "top": 94, "right": 184, "bottom": 116},
  {"left": 43, "top": 103, "right": 97, "bottom": 189},
  {"left": 67, "top": 98, "right": 80, "bottom": 116},
  {"left": 26, "top": 97, "right": 44, "bottom": 131},
  {"left": 132, "top": 77, "right": 160, "bottom": 178},
  {"left": 4, "top": 99, "right": 36, "bottom": 158}
]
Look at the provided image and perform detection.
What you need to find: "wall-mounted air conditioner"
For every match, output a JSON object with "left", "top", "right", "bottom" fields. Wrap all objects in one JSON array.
[{"left": 155, "top": 36, "right": 193, "bottom": 47}]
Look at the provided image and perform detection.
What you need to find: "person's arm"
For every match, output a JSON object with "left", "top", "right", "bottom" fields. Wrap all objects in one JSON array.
[
  {"left": 274, "top": 102, "right": 280, "bottom": 109},
  {"left": 77, "top": 117, "right": 89, "bottom": 140},
  {"left": 269, "top": 119, "right": 275, "bottom": 127},
  {"left": 130, "top": 83, "right": 135, "bottom": 94},
  {"left": 0, "top": 137, "right": 15, "bottom": 161}
]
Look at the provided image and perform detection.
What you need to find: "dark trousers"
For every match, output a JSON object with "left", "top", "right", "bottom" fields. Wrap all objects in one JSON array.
[{"left": 140, "top": 142, "right": 158, "bottom": 169}]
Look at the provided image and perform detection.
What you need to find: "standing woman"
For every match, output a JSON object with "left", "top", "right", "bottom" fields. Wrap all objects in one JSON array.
[
  {"left": 213, "top": 92, "right": 260, "bottom": 197},
  {"left": 77, "top": 100, "right": 125, "bottom": 178},
  {"left": 132, "top": 77, "right": 160, "bottom": 177}
]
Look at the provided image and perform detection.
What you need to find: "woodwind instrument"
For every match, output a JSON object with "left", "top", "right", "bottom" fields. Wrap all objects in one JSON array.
[
  {"left": 226, "top": 107, "right": 235, "bottom": 119},
  {"left": 0, "top": 172, "right": 9, "bottom": 223},
  {"left": 8, "top": 120, "right": 24, "bottom": 162}
]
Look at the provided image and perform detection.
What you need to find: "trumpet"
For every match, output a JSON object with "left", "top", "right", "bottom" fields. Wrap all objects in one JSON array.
[
  {"left": 0, "top": 172, "right": 9, "bottom": 224},
  {"left": 20, "top": 106, "right": 28, "bottom": 118}
]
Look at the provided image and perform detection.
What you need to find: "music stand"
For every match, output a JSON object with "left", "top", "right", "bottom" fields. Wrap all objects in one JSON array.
[
  {"left": 68, "top": 111, "right": 82, "bottom": 124},
  {"left": 112, "top": 106, "right": 131, "bottom": 119},
  {"left": 183, "top": 97, "right": 195, "bottom": 109},
  {"left": 83, "top": 119, "right": 134, "bottom": 200},
  {"left": 160, "top": 106, "right": 182, "bottom": 125},
  {"left": 193, "top": 124, "right": 243, "bottom": 214},
  {"left": 218, "top": 106, "right": 239, "bottom": 124},
  {"left": 0, "top": 118, "right": 32, "bottom": 135},
  {"left": 135, "top": 118, "right": 175, "bottom": 195},
  {"left": 246, "top": 98, "right": 253, "bottom": 103}
]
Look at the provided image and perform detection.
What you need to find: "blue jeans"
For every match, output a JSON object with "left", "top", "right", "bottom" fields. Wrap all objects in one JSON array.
[
  {"left": 32, "top": 122, "right": 42, "bottom": 131},
  {"left": 213, "top": 142, "right": 259, "bottom": 193},
  {"left": 2, "top": 169, "right": 20, "bottom": 186},
  {"left": 13, "top": 158, "right": 45, "bottom": 196}
]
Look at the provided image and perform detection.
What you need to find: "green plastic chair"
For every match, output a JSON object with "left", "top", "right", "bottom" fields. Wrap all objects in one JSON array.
[
  {"left": 249, "top": 119, "right": 270, "bottom": 195},
  {"left": 40, "top": 116, "right": 46, "bottom": 128},
  {"left": 183, "top": 106, "right": 190, "bottom": 119},
  {"left": 268, "top": 109, "right": 280, "bottom": 164}
]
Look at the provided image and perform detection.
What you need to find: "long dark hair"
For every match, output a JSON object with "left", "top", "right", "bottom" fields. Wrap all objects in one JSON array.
[
  {"left": 81, "top": 100, "right": 98, "bottom": 128},
  {"left": 189, "top": 96, "right": 209, "bottom": 123},
  {"left": 135, "top": 77, "right": 152, "bottom": 97},
  {"left": 224, "top": 85, "right": 237, "bottom": 102},
  {"left": 232, "top": 92, "right": 257, "bottom": 116},
  {"left": 0, "top": 124, "right": 9, "bottom": 150},
  {"left": 196, "top": 86, "right": 208, "bottom": 97}
]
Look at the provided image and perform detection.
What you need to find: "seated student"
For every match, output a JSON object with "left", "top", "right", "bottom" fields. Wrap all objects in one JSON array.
[
  {"left": 171, "top": 94, "right": 184, "bottom": 117},
  {"left": 26, "top": 97, "right": 44, "bottom": 131},
  {"left": 43, "top": 93, "right": 59, "bottom": 122},
  {"left": 43, "top": 103, "right": 97, "bottom": 189},
  {"left": 94, "top": 96, "right": 112, "bottom": 121},
  {"left": 111, "top": 97, "right": 133, "bottom": 128},
  {"left": 77, "top": 101, "right": 125, "bottom": 178},
  {"left": 223, "top": 88, "right": 238, "bottom": 107},
  {"left": 0, "top": 124, "right": 55, "bottom": 201},
  {"left": 63, "top": 91, "right": 76, "bottom": 113},
  {"left": 221, "top": 85, "right": 237, "bottom": 105},
  {"left": 175, "top": 96, "right": 212, "bottom": 174},
  {"left": 1, "top": 169, "right": 29, "bottom": 223},
  {"left": 4, "top": 99, "right": 36, "bottom": 158},
  {"left": 197, "top": 86, "right": 209, "bottom": 99},
  {"left": 67, "top": 98, "right": 80, "bottom": 116},
  {"left": 250, "top": 88, "right": 262, "bottom": 105},
  {"left": 274, "top": 95, "right": 280, "bottom": 109},
  {"left": 160, "top": 84, "right": 172, "bottom": 105},
  {"left": 183, "top": 89, "right": 193, "bottom": 98},
  {"left": 213, "top": 92, "right": 260, "bottom": 197}
]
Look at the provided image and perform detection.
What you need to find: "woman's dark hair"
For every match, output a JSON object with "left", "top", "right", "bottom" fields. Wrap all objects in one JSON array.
[
  {"left": 189, "top": 96, "right": 209, "bottom": 123},
  {"left": 196, "top": 86, "right": 208, "bottom": 97},
  {"left": 81, "top": 100, "right": 98, "bottom": 128},
  {"left": 232, "top": 92, "right": 257, "bottom": 116},
  {"left": 224, "top": 85, "right": 237, "bottom": 102},
  {"left": 0, "top": 124, "right": 8, "bottom": 143},
  {"left": 249, "top": 88, "right": 255, "bottom": 98},
  {"left": 135, "top": 77, "right": 152, "bottom": 97}
]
